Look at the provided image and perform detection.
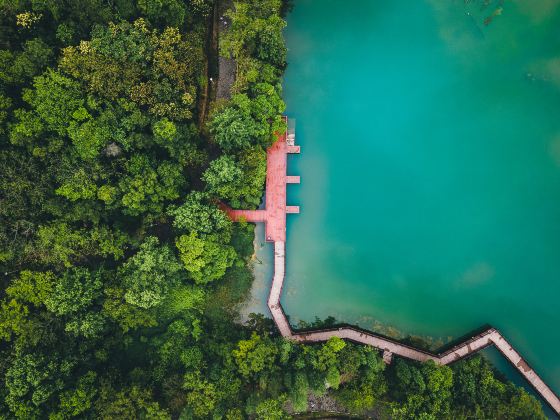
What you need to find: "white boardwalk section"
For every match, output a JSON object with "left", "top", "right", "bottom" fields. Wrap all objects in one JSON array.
[{"left": 266, "top": 242, "right": 560, "bottom": 414}]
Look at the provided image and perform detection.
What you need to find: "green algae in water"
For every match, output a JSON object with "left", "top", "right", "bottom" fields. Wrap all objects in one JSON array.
[{"left": 282, "top": 0, "right": 560, "bottom": 396}]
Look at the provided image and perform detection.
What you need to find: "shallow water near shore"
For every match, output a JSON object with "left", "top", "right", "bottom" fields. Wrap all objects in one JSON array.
[{"left": 279, "top": 0, "right": 560, "bottom": 400}]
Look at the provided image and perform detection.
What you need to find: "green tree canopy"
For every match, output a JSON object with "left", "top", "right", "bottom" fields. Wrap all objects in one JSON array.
[
  {"left": 43, "top": 267, "right": 102, "bottom": 315},
  {"left": 175, "top": 232, "right": 236, "bottom": 285},
  {"left": 390, "top": 359, "right": 453, "bottom": 420},
  {"left": 168, "top": 191, "right": 232, "bottom": 240},
  {"left": 119, "top": 236, "right": 184, "bottom": 309},
  {"left": 209, "top": 92, "right": 285, "bottom": 152},
  {"left": 232, "top": 332, "right": 279, "bottom": 378}
]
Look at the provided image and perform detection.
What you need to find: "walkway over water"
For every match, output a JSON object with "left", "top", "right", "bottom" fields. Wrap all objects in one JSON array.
[{"left": 221, "top": 126, "right": 560, "bottom": 415}]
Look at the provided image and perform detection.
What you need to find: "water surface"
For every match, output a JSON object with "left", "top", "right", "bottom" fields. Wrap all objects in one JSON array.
[{"left": 281, "top": 0, "right": 560, "bottom": 395}]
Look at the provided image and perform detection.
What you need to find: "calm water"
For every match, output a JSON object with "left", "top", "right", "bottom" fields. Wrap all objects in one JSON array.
[{"left": 280, "top": 0, "right": 560, "bottom": 396}]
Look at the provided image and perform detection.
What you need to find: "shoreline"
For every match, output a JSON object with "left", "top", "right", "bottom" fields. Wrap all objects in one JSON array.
[{"left": 223, "top": 125, "right": 560, "bottom": 416}]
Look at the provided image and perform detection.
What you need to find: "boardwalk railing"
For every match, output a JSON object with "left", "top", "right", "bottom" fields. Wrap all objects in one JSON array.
[{"left": 222, "top": 124, "right": 560, "bottom": 415}]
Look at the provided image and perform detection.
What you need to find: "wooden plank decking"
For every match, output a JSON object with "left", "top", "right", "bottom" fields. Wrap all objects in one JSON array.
[{"left": 221, "top": 122, "right": 560, "bottom": 415}]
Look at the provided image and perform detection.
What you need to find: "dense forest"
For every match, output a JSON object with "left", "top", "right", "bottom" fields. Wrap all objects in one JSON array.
[{"left": 0, "top": 0, "right": 549, "bottom": 418}]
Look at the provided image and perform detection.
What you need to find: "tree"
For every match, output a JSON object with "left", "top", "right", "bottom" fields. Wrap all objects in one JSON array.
[
  {"left": 254, "top": 16, "right": 287, "bottom": 67},
  {"left": 232, "top": 332, "right": 278, "bottom": 378},
  {"left": 102, "top": 287, "right": 158, "bottom": 332},
  {"left": 151, "top": 321, "right": 204, "bottom": 382},
  {"left": 168, "top": 191, "right": 232, "bottom": 240},
  {"left": 0, "top": 1, "right": 548, "bottom": 419},
  {"left": 119, "top": 155, "right": 185, "bottom": 216},
  {"left": 119, "top": 236, "right": 184, "bottom": 309},
  {"left": 0, "top": 38, "right": 53, "bottom": 85},
  {"left": 203, "top": 155, "right": 244, "bottom": 199},
  {"left": 202, "top": 148, "right": 266, "bottom": 208},
  {"left": 290, "top": 372, "right": 309, "bottom": 412},
  {"left": 209, "top": 106, "right": 258, "bottom": 151},
  {"left": 21, "top": 69, "right": 84, "bottom": 136},
  {"left": 502, "top": 388, "right": 546, "bottom": 420},
  {"left": 64, "top": 312, "right": 106, "bottom": 338},
  {"left": 0, "top": 93, "right": 12, "bottom": 135},
  {"left": 95, "top": 385, "right": 170, "bottom": 420},
  {"left": 5, "top": 351, "right": 75, "bottom": 418},
  {"left": 67, "top": 111, "right": 114, "bottom": 160},
  {"left": 221, "top": 0, "right": 286, "bottom": 67},
  {"left": 0, "top": 299, "right": 31, "bottom": 343},
  {"left": 247, "top": 83, "right": 285, "bottom": 138},
  {"left": 175, "top": 232, "right": 236, "bottom": 284},
  {"left": 209, "top": 93, "right": 285, "bottom": 152},
  {"left": 29, "top": 222, "right": 128, "bottom": 268},
  {"left": 333, "top": 346, "right": 387, "bottom": 413},
  {"left": 255, "top": 397, "right": 289, "bottom": 420},
  {"left": 153, "top": 118, "right": 177, "bottom": 145},
  {"left": 6, "top": 271, "right": 55, "bottom": 307},
  {"left": 231, "top": 57, "right": 280, "bottom": 93},
  {"left": 137, "top": 0, "right": 187, "bottom": 27},
  {"left": 236, "top": 146, "right": 267, "bottom": 207},
  {"left": 390, "top": 359, "right": 453, "bottom": 420},
  {"left": 314, "top": 336, "right": 346, "bottom": 371},
  {"left": 452, "top": 355, "right": 498, "bottom": 414},
  {"left": 0, "top": 150, "right": 56, "bottom": 266},
  {"left": 55, "top": 167, "right": 98, "bottom": 201},
  {"left": 60, "top": 20, "right": 202, "bottom": 119},
  {"left": 451, "top": 355, "right": 546, "bottom": 419},
  {"left": 183, "top": 372, "right": 219, "bottom": 417},
  {"left": 54, "top": 371, "right": 98, "bottom": 418},
  {"left": 44, "top": 267, "right": 102, "bottom": 315}
]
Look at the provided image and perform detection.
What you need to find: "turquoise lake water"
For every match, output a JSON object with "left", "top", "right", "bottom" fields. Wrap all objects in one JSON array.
[{"left": 278, "top": 0, "right": 560, "bottom": 398}]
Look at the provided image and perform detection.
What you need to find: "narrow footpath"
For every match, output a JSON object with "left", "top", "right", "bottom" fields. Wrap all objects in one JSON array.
[{"left": 221, "top": 120, "right": 560, "bottom": 415}]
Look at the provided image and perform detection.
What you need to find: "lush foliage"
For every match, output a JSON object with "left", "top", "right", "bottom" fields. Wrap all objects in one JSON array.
[{"left": 0, "top": 0, "right": 547, "bottom": 418}]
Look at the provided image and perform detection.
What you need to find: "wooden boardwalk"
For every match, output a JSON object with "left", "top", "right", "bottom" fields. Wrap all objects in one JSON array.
[
  {"left": 223, "top": 126, "right": 299, "bottom": 242},
  {"left": 221, "top": 123, "right": 560, "bottom": 415}
]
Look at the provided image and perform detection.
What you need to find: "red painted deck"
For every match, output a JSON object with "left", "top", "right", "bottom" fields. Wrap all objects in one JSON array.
[{"left": 223, "top": 127, "right": 299, "bottom": 242}]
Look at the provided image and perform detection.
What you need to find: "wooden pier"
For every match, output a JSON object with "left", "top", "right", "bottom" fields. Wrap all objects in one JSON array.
[
  {"left": 221, "top": 121, "right": 560, "bottom": 415},
  {"left": 223, "top": 123, "right": 299, "bottom": 242}
]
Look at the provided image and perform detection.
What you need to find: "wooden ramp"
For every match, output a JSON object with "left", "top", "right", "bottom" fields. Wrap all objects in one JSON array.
[{"left": 222, "top": 121, "right": 560, "bottom": 415}]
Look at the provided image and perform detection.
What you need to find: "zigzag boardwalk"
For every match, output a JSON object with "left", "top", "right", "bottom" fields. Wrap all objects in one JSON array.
[{"left": 221, "top": 122, "right": 560, "bottom": 415}]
